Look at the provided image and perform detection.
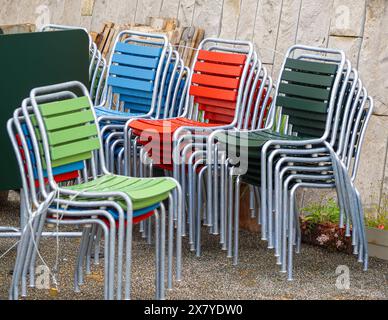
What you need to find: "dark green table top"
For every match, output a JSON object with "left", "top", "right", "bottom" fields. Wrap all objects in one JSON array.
[{"left": 0, "top": 29, "right": 89, "bottom": 190}]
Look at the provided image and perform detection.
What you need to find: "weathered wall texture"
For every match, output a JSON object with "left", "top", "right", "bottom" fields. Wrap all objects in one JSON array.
[{"left": 1, "top": 0, "right": 387, "bottom": 210}]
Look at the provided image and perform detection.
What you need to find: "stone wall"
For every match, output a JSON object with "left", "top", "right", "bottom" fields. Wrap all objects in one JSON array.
[{"left": 1, "top": 0, "right": 387, "bottom": 210}]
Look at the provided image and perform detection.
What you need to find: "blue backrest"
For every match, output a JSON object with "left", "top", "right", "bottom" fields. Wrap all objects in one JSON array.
[{"left": 107, "top": 41, "right": 164, "bottom": 114}]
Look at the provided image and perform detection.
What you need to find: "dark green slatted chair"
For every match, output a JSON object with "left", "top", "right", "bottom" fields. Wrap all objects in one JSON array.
[{"left": 218, "top": 56, "right": 340, "bottom": 185}]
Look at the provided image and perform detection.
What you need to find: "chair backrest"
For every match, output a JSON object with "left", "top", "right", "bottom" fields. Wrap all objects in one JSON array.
[
  {"left": 7, "top": 89, "right": 92, "bottom": 205},
  {"left": 190, "top": 50, "right": 247, "bottom": 124},
  {"left": 104, "top": 31, "right": 169, "bottom": 118},
  {"left": 19, "top": 84, "right": 103, "bottom": 195},
  {"left": 184, "top": 38, "right": 253, "bottom": 125},
  {"left": 34, "top": 96, "right": 100, "bottom": 168},
  {"left": 122, "top": 50, "right": 184, "bottom": 119},
  {"left": 273, "top": 46, "right": 345, "bottom": 138}
]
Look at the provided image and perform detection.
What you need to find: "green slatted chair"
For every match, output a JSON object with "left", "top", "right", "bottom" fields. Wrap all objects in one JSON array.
[
  {"left": 32, "top": 95, "right": 176, "bottom": 209},
  {"left": 24, "top": 81, "right": 181, "bottom": 300}
]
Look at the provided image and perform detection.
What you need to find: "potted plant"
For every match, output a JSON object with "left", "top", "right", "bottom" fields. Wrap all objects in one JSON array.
[
  {"left": 300, "top": 198, "right": 353, "bottom": 253},
  {"left": 365, "top": 197, "right": 388, "bottom": 261}
]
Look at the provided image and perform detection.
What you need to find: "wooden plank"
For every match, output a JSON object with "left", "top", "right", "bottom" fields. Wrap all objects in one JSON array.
[
  {"left": 0, "top": 23, "right": 35, "bottom": 34},
  {"left": 90, "top": 31, "right": 98, "bottom": 43},
  {"left": 188, "top": 28, "right": 204, "bottom": 67},
  {"left": 179, "top": 26, "right": 195, "bottom": 65},
  {"left": 165, "top": 18, "right": 178, "bottom": 31},
  {"left": 103, "top": 25, "right": 119, "bottom": 58},
  {"left": 169, "top": 26, "right": 183, "bottom": 48},
  {"left": 97, "top": 22, "right": 114, "bottom": 52}
]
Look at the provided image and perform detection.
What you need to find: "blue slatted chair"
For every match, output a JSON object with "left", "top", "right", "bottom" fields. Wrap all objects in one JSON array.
[{"left": 95, "top": 31, "right": 170, "bottom": 122}]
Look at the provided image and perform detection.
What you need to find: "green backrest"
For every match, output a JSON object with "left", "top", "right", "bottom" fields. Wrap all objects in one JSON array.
[
  {"left": 36, "top": 97, "right": 101, "bottom": 169},
  {"left": 276, "top": 58, "right": 338, "bottom": 137}
]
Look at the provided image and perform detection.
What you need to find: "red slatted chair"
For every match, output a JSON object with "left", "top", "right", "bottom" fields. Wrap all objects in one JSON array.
[{"left": 128, "top": 40, "right": 254, "bottom": 170}]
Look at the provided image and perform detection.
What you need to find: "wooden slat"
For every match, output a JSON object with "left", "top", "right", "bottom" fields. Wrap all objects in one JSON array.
[
  {"left": 197, "top": 50, "right": 246, "bottom": 65},
  {"left": 120, "top": 94, "right": 152, "bottom": 106},
  {"left": 288, "top": 116, "right": 327, "bottom": 130},
  {"left": 48, "top": 124, "right": 98, "bottom": 145},
  {"left": 276, "top": 96, "right": 328, "bottom": 113},
  {"left": 189, "top": 85, "right": 237, "bottom": 101},
  {"left": 96, "top": 22, "right": 114, "bottom": 52},
  {"left": 50, "top": 137, "right": 101, "bottom": 160},
  {"left": 204, "top": 112, "right": 234, "bottom": 124},
  {"left": 292, "top": 125, "right": 325, "bottom": 137},
  {"left": 194, "top": 61, "right": 243, "bottom": 77},
  {"left": 108, "top": 76, "right": 154, "bottom": 92},
  {"left": 281, "top": 70, "right": 334, "bottom": 87},
  {"left": 111, "top": 86, "right": 153, "bottom": 99},
  {"left": 39, "top": 97, "right": 90, "bottom": 116},
  {"left": 278, "top": 83, "right": 331, "bottom": 101},
  {"left": 112, "top": 53, "right": 159, "bottom": 68},
  {"left": 194, "top": 97, "right": 237, "bottom": 109},
  {"left": 192, "top": 73, "right": 240, "bottom": 89},
  {"left": 109, "top": 65, "right": 156, "bottom": 81},
  {"left": 115, "top": 42, "right": 162, "bottom": 57},
  {"left": 187, "top": 28, "right": 204, "bottom": 67},
  {"left": 51, "top": 151, "right": 93, "bottom": 168},
  {"left": 44, "top": 109, "right": 95, "bottom": 131},
  {"left": 285, "top": 58, "right": 338, "bottom": 75},
  {"left": 282, "top": 108, "right": 328, "bottom": 121},
  {"left": 103, "top": 25, "right": 118, "bottom": 58},
  {"left": 199, "top": 105, "right": 236, "bottom": 116}
]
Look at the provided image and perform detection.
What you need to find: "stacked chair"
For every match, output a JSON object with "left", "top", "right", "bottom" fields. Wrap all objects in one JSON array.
[
  {"left": 7, "top": 81, "right": 183, "bottom": 300},
  {"left": 95, "top": 30, "right": 189, "bottom": 174},
  {"left": 209, "top": 45, "right": 373, "bottom": 280},
  {"left": 5, "top": 24, "right": 375, "bottom": 300},
  {"left": 122, "top": 38, "right": 274, "bottom": 256}
]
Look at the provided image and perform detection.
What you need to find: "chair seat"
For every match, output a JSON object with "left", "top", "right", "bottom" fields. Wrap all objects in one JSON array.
[
  {"left": 129, "top": 117, "right": 222, "bottom": 141},
  {"left": 217, "top": 129, "right": 308, "bottom": 148},
  {"left": 64, "top": 174, "right": 176, "bottom": 210},
  {"left": 49, "top": 203, "right": 159, "bottom": 223},
  {"left": 95, "top": 106, "right": 143, "bottom": 119}
]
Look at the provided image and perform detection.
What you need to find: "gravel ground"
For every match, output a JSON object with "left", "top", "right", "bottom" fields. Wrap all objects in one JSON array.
[{"left": 1, "top": 191, "right": 387, "bottom": 300}]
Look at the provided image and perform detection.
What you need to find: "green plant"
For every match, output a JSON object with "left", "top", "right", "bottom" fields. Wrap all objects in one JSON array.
[
  {"left": 365, "top": 195, "right": 388, "bottom": 230},
  {"left": 301, "top": 194, "right": 388, "bottom": 231},
  {"left": 301, "top": 198, "right": 341, "bottom": 225}
]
